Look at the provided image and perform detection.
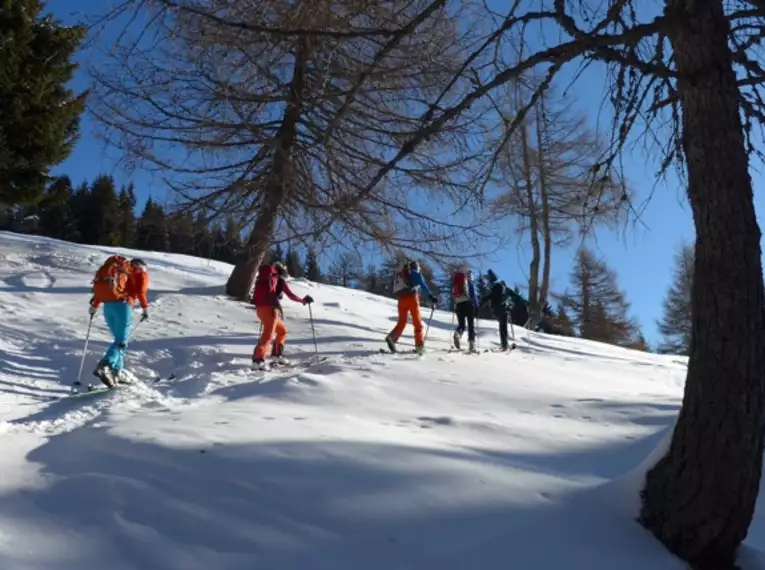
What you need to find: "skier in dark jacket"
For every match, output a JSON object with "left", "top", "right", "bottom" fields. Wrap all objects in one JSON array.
[
  {"left": 479, "top": 280, "right": 513, "bottom": 350},
  {"left": 451, "top": 267, "right": 479, "bottom": 352}
]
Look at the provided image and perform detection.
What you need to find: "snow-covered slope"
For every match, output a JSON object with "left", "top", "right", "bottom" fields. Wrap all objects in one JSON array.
[{"left": 0, "top": 231, "right": 762, "bottom": 570}]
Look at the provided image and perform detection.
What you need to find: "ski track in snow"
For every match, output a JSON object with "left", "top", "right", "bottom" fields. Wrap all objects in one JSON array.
[{"left": 0, "top": 230, "right": 761, "bottom": 570}]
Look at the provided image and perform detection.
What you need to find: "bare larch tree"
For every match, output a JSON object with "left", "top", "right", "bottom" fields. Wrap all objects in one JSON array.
[{"left": 88, "top": 0, "right": 497, "bottom": 298}]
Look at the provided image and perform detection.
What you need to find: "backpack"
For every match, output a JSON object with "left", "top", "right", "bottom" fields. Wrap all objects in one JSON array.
[
  {"left": 452, "top": 272, "right": 467, "bottom": 298},
  {"left": 490, "top": 281, "right": 507, "bottom": 307},
  {"left": 392, "top": 265, "right": 413, "bottom": 294},
  {"left": 92, "top": 255, "right": 132, "bottom": 303},
  {"left": 252, "top": 264, "right": 278, "bottom": 306}
]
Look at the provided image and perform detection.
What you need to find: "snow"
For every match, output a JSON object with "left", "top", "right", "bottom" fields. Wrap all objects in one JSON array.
[{"left": 0, "top": 230, "right": 762, "bottom": 570}]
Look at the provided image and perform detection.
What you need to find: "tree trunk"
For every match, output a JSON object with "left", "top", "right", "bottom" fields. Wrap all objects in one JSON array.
[
  {"left": 520, "top": 120, "right": 541, "bottom": 319},
  {"left": 225, "top": 38, "right": 311, "bottom": 299},
  {"left": 639, "top": 1, "right": 765, "bottom": 567},
  {"left": 536, "top": 96, "right": 553, "bottom": 319}
]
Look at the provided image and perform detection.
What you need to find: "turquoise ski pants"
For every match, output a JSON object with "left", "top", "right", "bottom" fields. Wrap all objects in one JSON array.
[{"left": 101, "top": 301, "right": 133, "bottom": 371}]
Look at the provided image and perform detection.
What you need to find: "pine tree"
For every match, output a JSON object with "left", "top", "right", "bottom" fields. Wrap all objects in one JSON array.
[
  {"left": 117, "top": 184, "right": 137, "bottom": 247},
  {"left": 136, "top": 198, "right": 169, "bottom": 252},
  {"left": 87, "top": 175, "right": 121, "bottom": 245},
  {"left": 39, "top": 175, "right": 79, "bottom": 241},
  {"left": 0, "top": 1, "right": 86, "bottom": 204},
  {"left": 565, "top": 248, "right": 639, "bottom": 346},
  {"left": 192, "top": 212, "right": 214, "bottom": 259},
  {"left": 657, "top": 242, "right": 694, "bottom": 355},
  {"left": 168, "top": 210, "right": 195, "bottom": 255},
  {"left": 210, "top": 223, "right": 227, "bottom": 262},
  {"left": 305, "top": 248, "right": 323, "bottom": 283},
  {"left": 549, "top": 302, "right": 575, "bottom": 336},
  {"left": 214, "top": 216, "right": 243, "bottom": 263},
  {"left": 285, "top": 248, "right": 304, "bottom": 278}
]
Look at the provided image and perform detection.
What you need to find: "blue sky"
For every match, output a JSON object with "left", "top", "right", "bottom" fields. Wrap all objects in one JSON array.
[{"left": 46, "top": 0, "right": 759, "bottom": 347}]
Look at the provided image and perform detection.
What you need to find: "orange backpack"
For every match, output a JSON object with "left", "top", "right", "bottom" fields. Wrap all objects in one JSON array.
[{"left": 92, "top": 255, "right": 132, "bottom": 303}]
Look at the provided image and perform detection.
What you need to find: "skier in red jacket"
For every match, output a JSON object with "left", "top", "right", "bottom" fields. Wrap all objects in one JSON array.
[{"left": 251, "top": 261, "right": 313, "bottom": 368}]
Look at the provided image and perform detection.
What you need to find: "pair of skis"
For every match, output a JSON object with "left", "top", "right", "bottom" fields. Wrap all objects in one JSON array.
[{"left": 251, "top": 355, "right": 328, "bottom": 372}]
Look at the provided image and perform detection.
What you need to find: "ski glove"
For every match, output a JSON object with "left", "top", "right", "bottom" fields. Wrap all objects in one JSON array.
[
  {"left": 141, "top": 309, "right": 149, "bottom": 322},
  {"left": 429, "top": 295, "right": 438, "bottom": 305},
  {"left": 303, "top": 295, "right": 314, "bottom": 305},
  {"left": 88, "top": 305, "right": 97, "bottom": 316}
]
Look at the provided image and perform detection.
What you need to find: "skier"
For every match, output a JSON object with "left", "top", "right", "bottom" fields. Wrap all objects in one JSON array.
[
  {"left": 89, "top": 256, "right": 150, "bottom": 387},
  {"left": 385, "top": 260, "right": 438, "bottom": 354},
  {"left": 451, "top": 266, "right": 479, "bottom": 352},
  {"left": 479, "top": 280, "right": 513, "bottom": 351},
  {"left": 251, "top": 261, "right": 314, "bottom": 368}
]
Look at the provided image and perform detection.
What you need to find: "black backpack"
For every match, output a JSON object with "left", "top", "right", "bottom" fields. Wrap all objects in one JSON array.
[{"left": 490, "top": 282, "right": 506, "bottom": 308}]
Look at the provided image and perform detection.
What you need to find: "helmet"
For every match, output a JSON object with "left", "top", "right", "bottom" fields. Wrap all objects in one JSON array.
[
  {"left": 273, "top": 261, "right": 288, "bottom": 278},
  {"left": 131, "top": 258, "right": 147, "bottom": 271},
  {"left": 407, "top": 260, "right": 420, "bottom": 272}
]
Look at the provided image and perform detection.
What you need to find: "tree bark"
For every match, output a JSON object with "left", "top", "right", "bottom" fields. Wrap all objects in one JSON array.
[
  {"left": 224, "top": 38, "right": 310, "bottom": 299},
  {"left": 640, "top": 1, "right": 765, "bottom": 567},
  {"left": 535, "top": 96, "right": 552, "bottom": 318},
  {"left": 520, "top": 120, "right": 541, "bottom": 319}
]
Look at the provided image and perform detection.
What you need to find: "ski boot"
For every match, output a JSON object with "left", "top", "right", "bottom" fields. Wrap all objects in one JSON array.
[
  {"left": 93, "top": 360, "right": 116, "bottom": 388},
  {"left": 385, "top": 335, "right": 397, "bottom": 353},
  {"left": 468, "top": 341, "right": 477, "bottom": 353},
  {"left": 115, "top": 369, "right": 134, "bottom": 385},
  {"left": 414, "top": 344, "right": 425, "bottom": 355},
  {"left": 452, "top": 331, "right": 461, "bottom": 350},
  {"left": 271, "top": 343, "right": 289, "bottom": 366}
]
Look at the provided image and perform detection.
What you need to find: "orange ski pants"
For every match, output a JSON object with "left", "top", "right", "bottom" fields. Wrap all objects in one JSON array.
[
  {"left": 389, "top": 294, "right": 424, "bottom": 346},
  {"left": 253, "top": 306, "right": 287, "bottom": 360}
]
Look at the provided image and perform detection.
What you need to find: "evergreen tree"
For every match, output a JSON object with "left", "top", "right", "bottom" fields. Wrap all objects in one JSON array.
[
  {"left": 136, "top": 198, "right": 169, "bottom": 252},
  {"left": 565, "top": 248, "right": 639, "bottom": 346},
  {"left": 192, "top": 212, "right": 214, "bottom": 259},
  {"left": 70, "top": 181, "right": 90, "bottom": 241},
  {"left": 168, "top": 210, "right": 195, "bottom": 255},
  {"left": 38, "top": 175, "right": 79, "bottom": 241},
  {"left": 210, "top": 223, "right": 227, "bottom": 262},
  {"left": 549, "top": 302, "right": 575, "bottom": 336},
  {"left": 214, "top": 216, "right": 243, "bottom": 263},
  {"left": 87, "top": 175, "right": 121, "bottom": 245},
  {"left": 117, "top": 184, "right": 137, "bottom": 247},
  {"left": 305, "top": 247, "right": 323, "bottom": 283},
  {"left": 285, "top": 248, "right": 304, "bottom": 278},
  {"left": 657, "top": 242, "right": 694, "bottom": 355},
  {"left": 0, "top": 1, "right": 86, "bottom": 204}
]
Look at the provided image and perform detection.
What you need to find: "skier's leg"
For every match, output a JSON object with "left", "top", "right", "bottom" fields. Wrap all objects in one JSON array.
[
  {"left": 112, "top": 303, "right": 132, "bottom": 372},
  {"left": 273, "top": 315, "right": 287, "bottom": 357},
  {"left": 467, "top": 307, "right": 476, "bottom": 343},
  {"left": 410, "top": 297, "right": 424, "bottom": 348},
  {"left": 253, "top": 307, "right": 277, "bottom": 362},
  {"left": 102, "top": 302, "right": 130, "bottom": 369},
  {"left": 388, "top": 297, "right": 409, "bottom": 343},
  {"left": 498, "top": 311, "right": 509, "bottom": 349}
]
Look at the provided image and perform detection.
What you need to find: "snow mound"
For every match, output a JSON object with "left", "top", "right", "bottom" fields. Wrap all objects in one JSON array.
[{"left": 0, "top": 230, "right": 762, "bottom": 570}]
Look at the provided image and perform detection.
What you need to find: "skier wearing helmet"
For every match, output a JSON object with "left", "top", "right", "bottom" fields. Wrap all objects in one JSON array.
[{"left": 385, "top": 259, "right": 438, "bottom": 354}]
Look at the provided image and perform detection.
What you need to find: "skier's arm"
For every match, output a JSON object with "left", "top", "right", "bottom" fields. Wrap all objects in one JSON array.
[
  {"left": 469, "top": 281, "right": 479, "bottom": 306},
  {"left": 410, "top": 270, "right": 433, "bottom": 297},
  {"left": 279, "top": 279, "right": 304, "bottom": 303},
  {"left": 132, "top": 272, "right": 150, "bottom": 309}
]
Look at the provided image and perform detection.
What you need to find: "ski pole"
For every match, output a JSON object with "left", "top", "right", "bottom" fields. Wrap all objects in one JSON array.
[
  {"left": 308, "top": 302, "right": 319, "bottom": 360},
  {"left": 424, "top": 303, "right": 435, "bottom": 343},
  {"left": 76, "top": 314, "right": 95, "bottom": 385}
]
